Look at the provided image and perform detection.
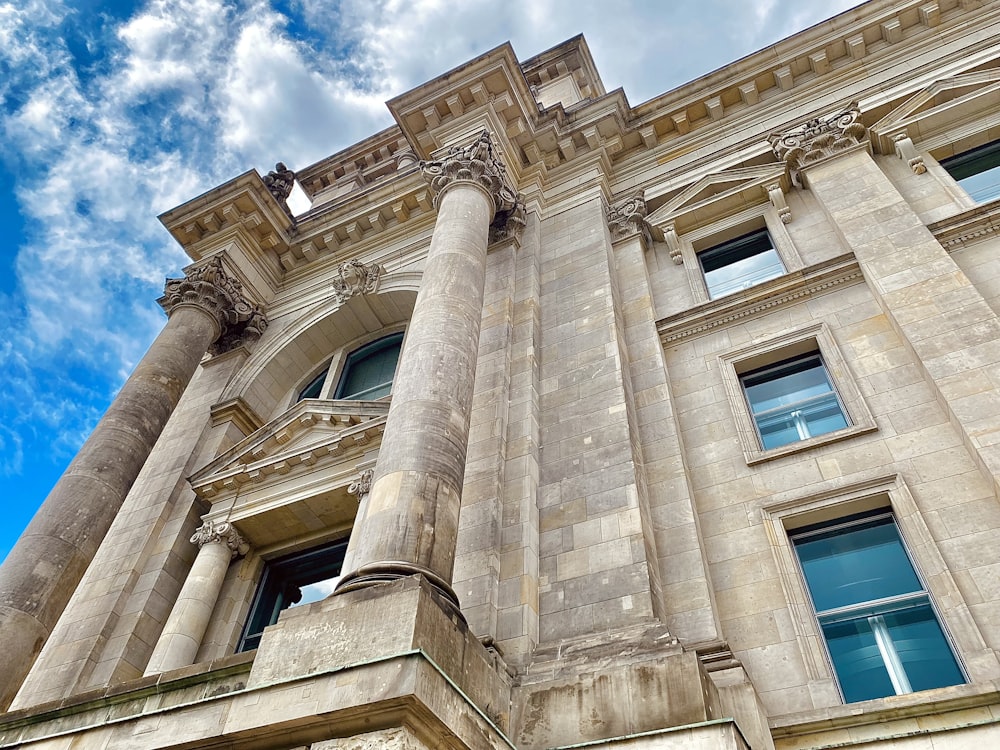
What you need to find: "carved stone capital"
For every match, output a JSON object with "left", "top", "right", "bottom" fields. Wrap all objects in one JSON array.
[
  {"left": 489, "top": 195, "right": 527, "bottom": 245},
  {"left": 262, "top": 162, "right": 295, "bottom": 208},
  {"left": 190, "top": 520, "right": 249, "bottom": 558},
  {"left": 419, "top": 131, "right": 518, "bottom": 218},
  {"left": 332, "top": 259, "right": 383, "bottom": 303},
  {"left": 159, "top": 256, "right": 267, "bottom": 347},
  {"left": 347, "top": 469, "right": 374, "bottom": 500},
  {"left": 607, "top": 194, "right": 652, "bottom": 246},
  {"left": 769, "top": 104, "right": 870, "bottom": 186}
]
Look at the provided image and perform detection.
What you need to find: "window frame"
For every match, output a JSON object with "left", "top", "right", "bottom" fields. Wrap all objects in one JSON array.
[
  {"left": 940, "top": 139, "right": 1000, "bottom": 206},
  {"left": 698, "top": 227, "right": 787, "bottom": 300},
  {"left": 332, "top": 332, "right": 404, "bottom": 401},
  {"left": 718, "top": 323, "right": 876, "bottom": 464},
  {"left": 293, "top": 329, "right": 405, "bottom": 406}
]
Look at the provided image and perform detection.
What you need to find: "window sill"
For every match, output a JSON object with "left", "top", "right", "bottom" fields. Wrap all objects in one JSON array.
[{"left": 744, "top": 423, "right": 878, "bottom": 465}]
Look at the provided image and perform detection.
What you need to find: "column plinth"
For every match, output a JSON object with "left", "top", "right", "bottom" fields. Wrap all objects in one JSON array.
[
  {"left": 145, "top": 521, "right": 248, "bottom": 675},
  {"left": 0, "top": 256, "right": 264, "bottom": 709},
  {"left": 336, "top": 132, "right": 521, "bottom": 611}
]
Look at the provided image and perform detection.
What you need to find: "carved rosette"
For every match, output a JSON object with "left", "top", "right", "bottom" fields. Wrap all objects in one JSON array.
[
  {"left": 347, "top": 469, "right": 374, "bottom": 500},
  {"left": 769, "top": 104, "right": 870, "bottom": 186},
  {"left": 419, "top": 130, "right": 518, "bottom": 219},
  {"left": 190, "top": 520, "right": 249, "bottom": 559},
  {"left": 158, "top": 256, "right": 267, "bottom": 349},
  {"left": 607, "top": 194, "right": 652, "bottom": 246},
  {"left": 332, "top": 259, "right": 383, "bottom": 303}
]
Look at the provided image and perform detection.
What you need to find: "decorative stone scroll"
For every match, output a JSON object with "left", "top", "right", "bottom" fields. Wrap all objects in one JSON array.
[
  {"left": 263, "top": 162, "right": 295, "bottom": 205},
  {"left": 332, "top": 259, "right": 382, "bottom": 302},
  {"left": 663, "top": 224, "right": 682, "bottom": 265},
  {"left": 420, "top": 130, "right": 518, "bottom": 217},
  {"left": 767, "top": 183, "right": 793, "bottom": 224},
  {"left": 893, "top": 134, "right": 927, "bottom": 175},
  {"left": 159, "top": 256, "right": 266, "bottom": 347},
  {"left": 190, "top": 520, "right": 249, "bottom": 558},
  {"left": 769, "top": 104, "right": 870, "bottom": 186},
  {"left": 347, "top": 469, "right": 374, "bottom": 500},
  {"left": 607, "top": 193, "right": 652, "bottom": 246}
]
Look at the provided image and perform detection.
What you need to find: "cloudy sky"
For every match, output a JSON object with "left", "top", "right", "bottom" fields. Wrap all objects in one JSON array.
[{"left": 0, "top": 0, "right": 861, "bottom": 560}]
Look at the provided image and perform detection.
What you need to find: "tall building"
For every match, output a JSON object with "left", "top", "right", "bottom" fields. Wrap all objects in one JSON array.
[{"left": 2, "top": 1, "right": 1000, "bottom": 747}]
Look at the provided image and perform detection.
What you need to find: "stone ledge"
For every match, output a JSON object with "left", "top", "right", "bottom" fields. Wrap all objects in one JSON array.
[{"left": 927, "top": 198, "right": 1000, "bottom": 251}]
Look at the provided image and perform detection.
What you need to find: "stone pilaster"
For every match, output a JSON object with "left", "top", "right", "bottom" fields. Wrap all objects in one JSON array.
[
  {"left": 144, "top": 521, "right": 248, "bottom": 675},
  {"left": 0, "top": 257, "right": 262, "bottom": 710},
  {"left": 335, "top": 131, "right": 521, "bottom": 610}
]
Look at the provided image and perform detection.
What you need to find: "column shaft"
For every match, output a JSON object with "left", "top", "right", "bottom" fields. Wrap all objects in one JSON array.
[{"left": 338, "top": 181, "right": 495, "bottom": 603}]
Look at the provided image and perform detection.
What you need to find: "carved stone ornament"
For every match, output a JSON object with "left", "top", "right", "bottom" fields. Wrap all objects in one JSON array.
[
  {"left": 893, "top": 134, "right": 927, "bottom": 175},
  {"left": 769, "top": 104, "right": 870, "bottom": 186},
  {"left": 607, "top": 194, "right": 652, "bottom": 246},
  {"left": 347, "top": 468, "right": 374, "bottom": 500},
  {"left": 262, "top": 162, "right": 295, "bottom": 204},
  {"left": 311, "top": 728, "right": 429, "bottom": 750},
  {"left": 158, "top": 256, "right": 267, "bottom": 347},
  {"left": 332, "top": 259, "right": 382, "bottom": 303},
  {"left": 663, "top": 224, "right": 682, "bottom": 265},
  {"left": 419, "top": 130, "right": 518, "bottom": 218},
  {"left": 190, "top": 520, "right": 249, "bottom": 558},
  {"left": 489, "top": 194, "right": 527, "bottom": 245},
  {"left": 767, "top": 183, "right": 793, "bottom": 224}
]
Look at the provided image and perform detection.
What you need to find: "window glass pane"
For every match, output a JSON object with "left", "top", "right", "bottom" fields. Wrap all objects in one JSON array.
[
  {"left": 886, "top": 602, "right": 965, "bottom": 693},
  {"left": 336, "top": 334, "right": 403, "bottom": 400},
  {"left": 943, "top": 141, "right": 1000, "bottom": 204},
  {"left": 700, "top": 230, "right": 785, "bottom": 299},
  {"left": 796, "top": 517, "right": 921, "bottom": 611},
  {"left": 298, "top": 368, "right": 328, "bottom": 401},
  {"left": 741, "top": 354, "right": 848, "bottom": 450},
  {"left": 822, "top": 616, "right": 896, "bottom": 703}
]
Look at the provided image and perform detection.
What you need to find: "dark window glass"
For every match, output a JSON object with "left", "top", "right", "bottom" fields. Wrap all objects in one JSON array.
[
  {"left": 942, "top": 140, "right": 1000, "bottom": 204},
  {"left": 699, "top": 229, "right": 785, "bottom": 299},
  {"left": 792, "top": 514, "right": 964, "bottom": 702},
  {"left": 741, "top": 353, "right": 848, "bottom": 450},
  {"left": 334, "top": 333, "right": 403, "bottom": 400},
  {"left": 238, "top": 539, "right": 348, "bottom": 652},
  {"left": 297, "top": 368, "right": 328, "bottom": 401}
]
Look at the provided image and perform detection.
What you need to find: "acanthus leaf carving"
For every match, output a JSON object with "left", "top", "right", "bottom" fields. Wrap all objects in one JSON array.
[
  {"left": 347, "top": 468, "right": 374, "bottom": 501},
  {"left": 419, "top": 130, "right": 518, "bottom": 218},
  {"left": 769, "top": 104, "right": 870, "bottom": 186},
  {"left": 607, "top": 193, "right": 652, "bottom": 246},
  {"left": 190, "top": 520, "right": 249, "bottom": 558}
]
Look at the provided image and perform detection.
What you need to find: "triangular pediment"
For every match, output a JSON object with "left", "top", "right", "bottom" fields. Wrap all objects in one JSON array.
[
  {"left": 646, "top": 165, "right": 789, "bottom": 233},
  {"left": 871, "top": 69, "right": 1000, "bottom": 153},
  {"left": 190, "top": 398, "right": 389, "bottom": 500}
]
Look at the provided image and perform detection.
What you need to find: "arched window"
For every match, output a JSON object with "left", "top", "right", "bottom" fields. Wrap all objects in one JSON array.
[
  {"left": 333, "top": 333, "right": 403, "bottom": 400},
  {"left": 296, "top": 333, "right": 403, "bottom": 403}
]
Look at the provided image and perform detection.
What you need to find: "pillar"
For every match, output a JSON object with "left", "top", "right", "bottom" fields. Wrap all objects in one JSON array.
[
  {"left": 336, "top": 131, "right": 522, "bottom": 609},
  {"left": 0, "top": 256, "right": 263, "bottom": 709},
  {"left": 144, "top": 521, "right": 248, "bottom": 675}
]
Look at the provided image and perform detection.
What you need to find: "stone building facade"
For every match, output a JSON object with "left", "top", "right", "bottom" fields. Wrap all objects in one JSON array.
[{"left": 2, "top": 1, "right": 1000, "bottom": 747}]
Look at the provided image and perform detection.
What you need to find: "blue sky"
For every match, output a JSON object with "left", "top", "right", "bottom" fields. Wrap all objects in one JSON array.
[{"left": 0, "top": 0, "right": 860, "bottom": 561}]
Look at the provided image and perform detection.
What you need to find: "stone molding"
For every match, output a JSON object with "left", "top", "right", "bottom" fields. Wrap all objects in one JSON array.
[
  {"left": 312, "top": 728, "right": 430, "bottom": 750},
  {"left": 347, "top": 468, "right": 374, "bottom": 500},
  {"left": 332, "top": 259, "right": 383, "bottom": 303},
  {"left": 158, "top": 257, "right": 267, "bottom": 346},
  {"left": 420, "top": 130, "right": 518, "bottom": 217},
  {"left": 606, "top": 193, "right": 651, "bottom": 246},
  {"left": 769, "top": 104, "right": 870, "bottom": 186},
  {"left": 190, "top": 520, "right": 249, "bottom": 558}
]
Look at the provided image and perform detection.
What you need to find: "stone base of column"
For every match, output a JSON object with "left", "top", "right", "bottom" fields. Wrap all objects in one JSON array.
[{"left": 334, "top": 561, "right": 463, "bottom": 620}]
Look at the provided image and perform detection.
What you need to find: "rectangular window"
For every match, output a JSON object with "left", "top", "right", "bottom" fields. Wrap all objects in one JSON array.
[
  {"left": 698, "top": 229, "right": 785, "bottom": 299},
  {"left": 791, "top": 512, "right": 964, "bottom": 703},
  {"left": 238, "top": 539, "right": 348, "bottom": 652},
  {"left": 942, "top": 140, "right": 1000, "bottom": 204},
  {"left": 740, "top": 352, "right": 848, "bottom": 451}
]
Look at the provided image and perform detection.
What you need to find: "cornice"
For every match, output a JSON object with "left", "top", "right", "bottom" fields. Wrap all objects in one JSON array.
[
  {"left": 927, "top": 199, "right": 1000, "bottom": 251},
  {"left": 657, "top": 255, "right": 863, "bottom": 344},
  {"left": 189, "top": 399, "right": 390, "bottom": 500}
]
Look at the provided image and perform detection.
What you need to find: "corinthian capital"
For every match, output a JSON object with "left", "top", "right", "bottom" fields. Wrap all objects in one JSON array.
[
  {"left": 419, "top": 131, "right": 518, "bottom": 218},
  {"left": 769, "top": 104, "right": 870, "bottom": 186},
  {"left": 190, "top": 520, "right": 249, "bottom": 558},
  {"left": 607, "top": 194, "right": 651, "bottom": 246},
  {"left": 158, "top": 256, "right": 267, "bottom": 347}
]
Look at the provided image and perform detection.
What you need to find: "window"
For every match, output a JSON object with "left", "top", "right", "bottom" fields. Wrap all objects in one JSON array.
[
  {"left": 334, "top": 333, "right": 403, "bottom": 400},
  {"left": 698, "top": 229, "right": 785, "bottom": 299},
  {"left": 740, "top": 352, "right": 848, "bottom": 451},
  {"left": 791, "top": 511, "right": 964, "bottom": 702},
  {"left": 942, "top": 140, "right": 1000, "bottom": 204},
  {"left": 238, "top": 539, "right": 348, "bottom": 652},
  {"left": 295, "top": 332, "right": 403, "bottom": 403}
]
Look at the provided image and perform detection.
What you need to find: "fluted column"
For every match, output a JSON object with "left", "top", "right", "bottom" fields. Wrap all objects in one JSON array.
[
  {"left": 145, "top": 521, "right": 248, "bottom": 674},
  {"left": 336, "top": 131, "right": 522, "bottom": 609},
  {"left": 0, "top": 256, "right": 264, "bottom": 709}
]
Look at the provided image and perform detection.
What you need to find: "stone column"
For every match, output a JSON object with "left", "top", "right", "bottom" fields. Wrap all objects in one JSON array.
[
  {"left": 336, "top": 131, "right": 521, "bottom": 610},
  {"left": 0, "top": 256, "right": 263, "bottom": 709},
  {"left": 145, "top": 521, "right": 248, "bottom": 675}
]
